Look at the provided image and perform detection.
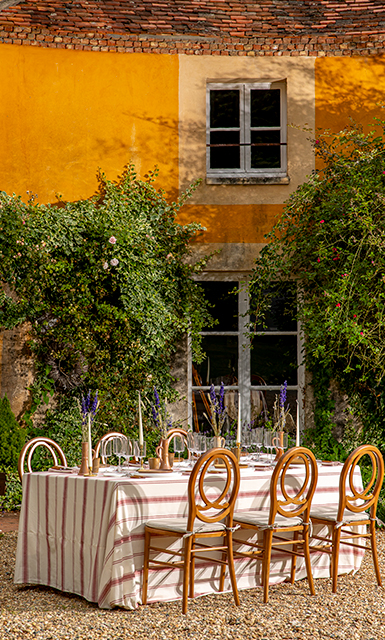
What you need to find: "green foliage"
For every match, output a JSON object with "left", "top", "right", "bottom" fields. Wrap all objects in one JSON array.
[
  {"left": 0, "top": 395, "right": 25, "bottom": 469},
  {"left": 0, "top": 467, "right": 22, "bottom": 512},
  {"left": 249, "top": 121, "right": 385, "bottom": 459},
  {"left": 0, "top": 165, "right": 213, "bottom": 431}
]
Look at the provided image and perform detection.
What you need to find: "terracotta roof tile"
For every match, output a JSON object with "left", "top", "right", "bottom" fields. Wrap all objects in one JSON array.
[{"left": 0, "top": 0, "right": 384, "bottom": 38}]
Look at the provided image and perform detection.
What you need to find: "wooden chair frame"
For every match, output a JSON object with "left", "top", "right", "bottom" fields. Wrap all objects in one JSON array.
[
  {"left": 309, "top": 444, "right": 384, "bottom": 593},
  {"left": 18, "top": 437, "right": 68, "bottom": 481},
  {"left": 233, "top": 446, "right": 318, "bottom": 603},
  {"left": 94, "top": 431, "right": 127, "bottom": 464},
  {"left": 142, "top": 448, "right": 241, "bottom": 614},
  {"left": 156, "top": 428, "right": 191, "bottom": 460}
]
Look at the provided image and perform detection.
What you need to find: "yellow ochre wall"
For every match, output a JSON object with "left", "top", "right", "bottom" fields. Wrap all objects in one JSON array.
[
  {"left": 0, "top": 45, "right": 179, "bottom": 203},
  {"left": 315, "top": 56, "right": 385, "bottom": 135},
  {"left": 1, "top": 46, "right": 385, "bottom": 246}
]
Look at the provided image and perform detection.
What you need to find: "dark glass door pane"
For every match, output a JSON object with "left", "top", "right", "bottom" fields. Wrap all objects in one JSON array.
[
  {"left": 193, "top": 336, "right": 238, "bottom": 386},
  {"left": 250, "top": 285, "right": 297, "bottom": 331},
  {"left": 250, "top": 89, "right": 280, "bottom": 127},
  {"left": 210, "top": 90, "right": 240, "bottom": 128},
  {"left": 250, "top": 335, "right": 297, "bottom": 385},
  {"left": 251, "top": 130, "right": 281, "bottom": 169},
  {"left": 200, "top": 281, "right": 238, "bottom": 332},
  {"left": 251, "top": 389, "right": 297, "bottom": 433},
  {"left": 210, "top": 131, "right": 240, "bottom": 169}
]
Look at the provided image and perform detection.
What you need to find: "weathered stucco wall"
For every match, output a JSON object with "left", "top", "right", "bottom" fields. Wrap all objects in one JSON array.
[{"left": 0, "top": 45, "right": 179, "bottom": 203}]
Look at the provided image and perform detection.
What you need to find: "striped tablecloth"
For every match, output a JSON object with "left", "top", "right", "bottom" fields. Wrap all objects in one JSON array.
[{"left": 14, "top": 463, "right": 365, "bottom": 609}]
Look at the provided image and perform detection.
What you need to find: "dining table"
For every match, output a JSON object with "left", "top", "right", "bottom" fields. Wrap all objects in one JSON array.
[{"left": 14, "top": 459, "right": 365, "bottom": 609}]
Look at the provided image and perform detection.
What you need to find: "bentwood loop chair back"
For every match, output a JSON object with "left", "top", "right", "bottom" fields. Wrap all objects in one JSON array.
[
  {"left": 142, "top": 448, "right": 241, "bottom": 614},
  {"left": 18, "top": 437, "right": 68, "bottom": 481},
  {"left": 233, "top": 446, "right": 318, "bottom": 603},
  {"left": 94, "top": 431, "right": 127, "bottom": 464},
  {"left": 310, "top": 444, "right": 384, "bottom": 592}
]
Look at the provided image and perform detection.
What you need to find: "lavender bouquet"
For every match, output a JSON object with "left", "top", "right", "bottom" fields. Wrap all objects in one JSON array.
[
  {"left": 151, "top": 387, "right": 170, "bottom": 439},
  {"left": 204, "top": 382, "right": 227, "bottom": 437},
  {"left": 78, "top": 391, "right": 99, "bottom": 441},
  {"left": 272, "top": 380, "right": 291, "bottom": 432}
]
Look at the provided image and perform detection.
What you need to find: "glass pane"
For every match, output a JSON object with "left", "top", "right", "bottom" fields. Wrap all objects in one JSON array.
[
  {"left": 251, "top": 389, "right": 297, "bottom": 435},
  {"left": 210, "top": 90, "right": 240, "bottom": 128},
  {"left": 210, "top": 131, "right": 240, "bottom": 169},
  {"left": 251, "top": 285, "right": 297, "bottom": 331},
  {"left": 250, "top": 89, "right": 280, "bottom": 128},
  {"left": 251, "top": 130, "right": 281, "bottom": 169},
  {"left": 192, "top": 389, "right": 236, "bottom": 434},
  {"left": 193, "top": 336, "right": 238, "bottom": 386},
  {"left": 200, "top": 281, "right": 238, "bottom": 332},
  {"left": 250, "top": 335, "right": 297, "bottom": 385}
]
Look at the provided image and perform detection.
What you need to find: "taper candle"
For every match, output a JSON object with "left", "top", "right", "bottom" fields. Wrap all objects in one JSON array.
[
  {"left": 138, "top": 390, "right": 144, "bottom": 446},
  {"left": 88, "top": 413, "right": 92, "bottom": 471},
  {"left": 296, "top": 399, "right": 300, "bottom": 447},
  {"left": 237, "top": 391, "right": 242, "bottom": 444}
]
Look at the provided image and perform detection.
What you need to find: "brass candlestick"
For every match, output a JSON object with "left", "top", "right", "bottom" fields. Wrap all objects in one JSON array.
[{"left": 139, "top": 443, "right": 145, "bottom": 471}]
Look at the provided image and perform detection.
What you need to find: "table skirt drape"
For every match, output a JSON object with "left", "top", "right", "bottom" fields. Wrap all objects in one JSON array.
[{"left": 14, "top": 466, "right": 365, "bottom": 609}]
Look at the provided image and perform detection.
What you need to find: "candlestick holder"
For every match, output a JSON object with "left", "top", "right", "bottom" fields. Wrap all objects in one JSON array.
[{"left": 139, "top": 442, "right": 146, "bottom": 470}]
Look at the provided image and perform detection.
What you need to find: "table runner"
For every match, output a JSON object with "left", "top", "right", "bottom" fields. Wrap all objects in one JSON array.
[{"left": 14, "top": 464, "right": 365, "bottom": 609}]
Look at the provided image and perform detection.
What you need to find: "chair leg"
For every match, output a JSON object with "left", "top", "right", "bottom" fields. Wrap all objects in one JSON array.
[
  {"left": 219, "top": 548, "right": 227, "bottom": 593},
  {"left": 262, "top": 529, "right": 273, "bottom": 604},
  {"left": 303, "top": 525, "right": 315, "bottom": 596},
  {"left": 226, "top": 531, "right": 240, "bottom": 607},
  {"left": 142, "top": 528, "right": 151, "bottom": 605},
  {"left": 189, "top": 539, "right": 195, "bottom": 599},
  {"left": 182, "top": 536, "right": 193, "bottom": 615},
  {"left": 370, "top": 519, "right": 382, "bottom": 586},
  {"left": 290, "top": 530, "right": 299, "bottom": 585},
  {"left": 331, "top": 526, "right": 341, "bottom": 594}
]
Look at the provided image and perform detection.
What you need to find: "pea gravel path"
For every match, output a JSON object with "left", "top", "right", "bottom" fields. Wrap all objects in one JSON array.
[{"left": 1, "top": 530, "right": 385, "bottom": 640}]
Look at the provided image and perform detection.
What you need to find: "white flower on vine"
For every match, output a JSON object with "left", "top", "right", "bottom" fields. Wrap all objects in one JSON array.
[
  {"left": 103, "top": 262, "right": 108, "bottom": 269},
  {"left": 110, "top": 258, "right": 119, "bottom": 267}
]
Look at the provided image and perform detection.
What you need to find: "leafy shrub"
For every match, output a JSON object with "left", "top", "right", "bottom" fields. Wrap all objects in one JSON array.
[
  {"left": 0, "top": 395, "right": 25, "bottom": 470},
  {"left": 0, "top": 466, "right": 22, "bottom": 512},
  {"left": 249, "top": 121, "right": 385, "bottom": 459},
  {"left": 0, "top": 165, "right": 213, "bottom": 433}
]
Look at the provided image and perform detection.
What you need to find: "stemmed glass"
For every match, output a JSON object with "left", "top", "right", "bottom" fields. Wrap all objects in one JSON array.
[
  {"left": 113, "top": 436, "right": 127, "bottom": 472},
  {"left": 123, "top": 438, "right": 134, "bottom": 469},
  {"left": 253, "top": 428, "right": 264, "bottom": 462},
  {"left": 134, "top": 441, "right": 146, "bottom": 470},
  {"left": 242, "top": 430, "right": 253, "bottom": 462},
  {"left": 264, "top": 431, "right": 273, "bottom": 463},
  {"left": 186, "top": 433, "right": 206, "bottom": 468},
  {"left": 173, "top": 435, "right": 185, "bottom": 464},
  {"left": 102, "top": 439, "right": 114, "bottom": 468}
]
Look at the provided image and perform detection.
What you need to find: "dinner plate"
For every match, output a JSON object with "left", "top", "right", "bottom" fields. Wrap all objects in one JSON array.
[
  {"left": 137, "top": 469, "right": 174, "bottom": 476},
  {"left": 320, "top": 460, "right": 342, "bottom": 466},
  {"left": 49, "top": 467, "right": 79, "bottom": 473}
]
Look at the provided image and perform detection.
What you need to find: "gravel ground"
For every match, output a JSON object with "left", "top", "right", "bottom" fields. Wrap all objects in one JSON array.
[{"left": 1, "top": 531, "right": 385, "bottom": 640}]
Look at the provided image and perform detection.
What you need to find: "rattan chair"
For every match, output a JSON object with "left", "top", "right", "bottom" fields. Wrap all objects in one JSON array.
[
  {"left": 94, "top": 431, "right": 127, "bottom": 464},
  {"left": 309, "top": 444, "right": 384, "bottom": 593},
  {"left": 18, "top": 437, "right": 68, "bottom": 480},
  {"left": 142, "top": 448, "right": 241, "bottom": 614},
  {"left": 232, "top": 446, "right": 318, "bottom": 603}
]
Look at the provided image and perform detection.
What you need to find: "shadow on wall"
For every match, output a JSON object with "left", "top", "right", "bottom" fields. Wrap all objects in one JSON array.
[{"left": 315, "top": 57, "right": 385, "bottom": 133}]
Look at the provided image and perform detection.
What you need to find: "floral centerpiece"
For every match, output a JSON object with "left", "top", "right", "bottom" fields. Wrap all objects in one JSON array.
[
  {"left": 151, "top": 387, "right": 170, "bottom": 439},
  {"left": 272, "top": 380, "right": 291, "bottom": 432},
  {"left": 77, "top": 391, "right": 99, "bottom": 475},
  {"left": 204, "top": 382, "right": 227, "bottom": 439},
  {"left": 151, "top": 387, "right": 173, "bottom": 469}
]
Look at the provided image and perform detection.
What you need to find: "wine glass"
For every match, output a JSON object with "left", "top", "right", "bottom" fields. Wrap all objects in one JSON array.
[
  {"left": 134, "top": 441, "right": 146, "bottom": 470},
  {"left": 242, "top": 430, "right": 252, "bottom": 462},
  {"left": 102, "top": 439, "right": 114, "bottom": 468},
  {"left": 173, "top": 435, "right": 185, "bottom": 465},
  {"left": 264, "top": 431, "right": 273, "bottom": 463},
  {"left": 113, "top": 436, "right": 127, "bottom": 472},
  {"left": 123, "top": 438, "right": 134, "bottom": 469},
  {"left": 253, "top": 428, "right": 264, "bottom": 462},
  {"left": 187, "top": 432, "right": 197, "bottom": 467}
]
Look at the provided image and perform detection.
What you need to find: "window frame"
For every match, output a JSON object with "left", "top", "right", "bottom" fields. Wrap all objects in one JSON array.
[
  {"left": 188, "top": 275, "right": 304, "bottom": 434},
  {"left": 206, "top": 80, "right": 288, "bottom": 184}
]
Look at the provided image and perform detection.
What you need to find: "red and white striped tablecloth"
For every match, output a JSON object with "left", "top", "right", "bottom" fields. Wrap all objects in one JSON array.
[{"left": 14, "top": 464, "right": 365, "bottom": 609}]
